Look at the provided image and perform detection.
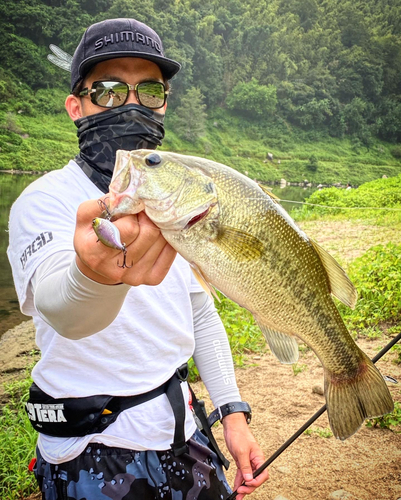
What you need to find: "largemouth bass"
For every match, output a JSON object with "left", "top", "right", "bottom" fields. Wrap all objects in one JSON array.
[{"left": 107, "top": 149, "right": 393, "bottom": 440}]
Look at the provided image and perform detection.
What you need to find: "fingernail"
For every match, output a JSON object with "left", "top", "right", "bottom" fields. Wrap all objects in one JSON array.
[{"left": 244, "top": 473, "right": 253, "bottom": 481}]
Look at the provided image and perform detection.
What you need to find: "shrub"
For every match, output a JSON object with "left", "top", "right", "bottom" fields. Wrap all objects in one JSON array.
[
  {"left": 306, "top": 154, "right": 319, "bottom": 172},
  {"left": 226, "top": 78, "right": 277, "bottom": 118},
  {"left": 295, "top": 174, "right": 401, "bottom": 222},
  {"left": 390, "top": 146, "right": 401, "bottom": 159},
  {"left": 1, "top": 112, "right": 22, "bottom": 134},
  {"left": 338, "top": 243, "right": 401, "bottom": 331}
]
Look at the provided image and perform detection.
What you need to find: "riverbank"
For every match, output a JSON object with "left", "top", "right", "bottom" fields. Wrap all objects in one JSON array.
[
  {"left": 0, "top": 168, "right": 353, "bottom": 190},
  {"left": 0, "top": 170, "right": 45, "bottom": 175}
]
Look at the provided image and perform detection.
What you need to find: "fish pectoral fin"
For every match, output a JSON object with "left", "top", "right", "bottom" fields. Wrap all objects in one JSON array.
[
  {"left": 256, "top": 322, "right": 299, "bottom": 364},
  {"left": 257, "top": 183, "right": 281, "bottom": 204},
  {"left": 190, "top": 263, "right": 220, "bottom": 302},
  {"left": 216, "top": 226, "right": 264, "bottom": 261},
  {"left": 310, "top": 238, "right": 358, "bottom": 309}
]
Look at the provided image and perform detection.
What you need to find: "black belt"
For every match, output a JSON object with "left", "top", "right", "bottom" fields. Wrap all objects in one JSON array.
[{"left": 25, "top": 363, "right": 229, "bottom": 468}]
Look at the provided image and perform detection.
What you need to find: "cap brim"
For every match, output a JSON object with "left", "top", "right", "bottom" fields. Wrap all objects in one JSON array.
[{"left": 79, "top": 52, "right": 181, "bottom": 82}]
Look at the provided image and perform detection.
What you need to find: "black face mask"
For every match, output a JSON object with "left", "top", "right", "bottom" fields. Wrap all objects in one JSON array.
[{"left": 74, "top": 104, "right": 165, "bottom": 193}]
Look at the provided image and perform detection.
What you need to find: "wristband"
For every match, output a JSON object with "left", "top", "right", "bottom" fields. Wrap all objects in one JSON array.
[{"left": 207, "top": 401, "right": 252, "bottom": 427}]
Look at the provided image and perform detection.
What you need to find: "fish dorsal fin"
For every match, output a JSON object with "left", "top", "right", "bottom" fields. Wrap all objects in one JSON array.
[
  {"left": 258, "top": 184, "right": 281, "bottom": 203},
  {"left": 256, "top": 321, "right": 299, "bottom": 364},
  {"left": 190, "top": 263, "right": 220, "bottom": 302},
  {"left": 216, "top": 226, "right": 264, "bottom": 261},
  {"left": 310, "top": 239, "right": 357, "bottom": 309}
]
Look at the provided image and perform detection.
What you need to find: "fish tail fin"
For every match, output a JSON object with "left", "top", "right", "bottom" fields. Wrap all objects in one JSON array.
[{"left": 325, "top": 354, "right": 394, "bottom": 440}]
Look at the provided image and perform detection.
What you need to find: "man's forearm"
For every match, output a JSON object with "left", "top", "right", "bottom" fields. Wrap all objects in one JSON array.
[
  {"left": 191, "top": 291, "right": 241, "bottom": 408},
  {"left": 32, "top": 251, "right": 130, "bottom": 339}
]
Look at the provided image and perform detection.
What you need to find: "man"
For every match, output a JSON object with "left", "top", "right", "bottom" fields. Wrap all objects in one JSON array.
[{"left": 8, "top": 18, "right": 269, "bottom": 500}]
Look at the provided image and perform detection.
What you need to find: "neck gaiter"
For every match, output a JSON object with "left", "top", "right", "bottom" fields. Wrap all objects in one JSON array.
[{"left": 74, "top": 104, "right": 165, "bottom": 193}]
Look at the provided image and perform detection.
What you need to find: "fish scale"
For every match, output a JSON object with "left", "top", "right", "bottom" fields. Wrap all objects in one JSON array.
[{"left": 108, "top": 149, "right": 394, "bottom": 440}]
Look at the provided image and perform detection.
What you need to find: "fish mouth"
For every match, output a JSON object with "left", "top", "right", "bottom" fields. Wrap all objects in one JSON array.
[{"left": 185, "top": 207, "right": 211, "bottom": 229}]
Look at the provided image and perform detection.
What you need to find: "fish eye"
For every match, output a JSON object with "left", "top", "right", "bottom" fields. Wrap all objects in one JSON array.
[{"left": 145, "top": 153, "right": 162, "bottom": 168}]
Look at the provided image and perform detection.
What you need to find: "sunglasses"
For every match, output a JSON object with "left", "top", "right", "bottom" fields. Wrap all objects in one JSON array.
[{"left": 79, "top": 80, "right": 168, "bottom": 109}]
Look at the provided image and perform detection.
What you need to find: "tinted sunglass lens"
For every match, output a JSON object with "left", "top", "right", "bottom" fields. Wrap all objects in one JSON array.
[
  {"left": 137, "top": 82, "right": 166, "bottom": 108},
  {"left": 94, "top": 82, "right": 128, "bottom": 107}
]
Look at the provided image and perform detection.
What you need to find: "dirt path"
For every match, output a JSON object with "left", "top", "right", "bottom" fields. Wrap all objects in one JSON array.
[
  {"left": 1, "top": 321, "right": 400, "bottom": 500},
  {"left": 298, "top": 219, "right": 401, "bottom": 268},
  {"left": 201, "top": 338, "right": 401, "bottom": 500}
]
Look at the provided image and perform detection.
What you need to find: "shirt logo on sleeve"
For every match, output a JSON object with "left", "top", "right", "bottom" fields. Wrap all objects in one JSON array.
[{"left": 20, "top": 231, "right": 53, "bottom": 269}]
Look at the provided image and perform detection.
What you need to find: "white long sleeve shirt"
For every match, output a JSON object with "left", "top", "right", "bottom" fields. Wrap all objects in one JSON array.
[{"left": 7, "top": 160, "right": 240, "bottom": 464}]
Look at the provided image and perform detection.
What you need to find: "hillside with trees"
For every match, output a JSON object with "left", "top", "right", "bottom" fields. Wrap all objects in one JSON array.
[{"left": 1, "top": 0, "right": 401, "bottom": 183}]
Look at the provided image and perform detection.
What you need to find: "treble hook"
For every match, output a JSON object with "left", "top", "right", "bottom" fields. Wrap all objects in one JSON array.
[
  {"left": 117, "top": 245, "right": 133, "bottom": 269},
  {"left": 98, "top": 198, "right": 112, "bottom": 220}
]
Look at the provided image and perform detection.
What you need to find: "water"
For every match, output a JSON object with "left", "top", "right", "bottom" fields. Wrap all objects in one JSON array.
[
  {"left": 0, "top": 173, "right": 41, "bottom": 337},
  {"left": 0, "top": 174, "right": 317, "bottom": 337},
  {"left": 270, "top": 185, "right": 317, "bottom": 214}
]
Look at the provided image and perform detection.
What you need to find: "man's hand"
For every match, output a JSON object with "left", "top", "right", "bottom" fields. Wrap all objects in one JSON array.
[
  {"left": 223, "top": 413, "right": 269, "bottom": 500},
  {"left": 74, "top": 198, "right": 177, "bottom": 286}
]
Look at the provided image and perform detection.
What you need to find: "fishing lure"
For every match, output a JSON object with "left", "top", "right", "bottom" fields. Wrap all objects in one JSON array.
[{"left": 92, "top": 217, "right": 132, "bottom": 269}]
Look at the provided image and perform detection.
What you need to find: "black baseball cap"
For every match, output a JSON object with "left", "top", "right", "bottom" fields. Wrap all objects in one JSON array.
[{"left": 70, "top": 18, "right": 181, "bottom": 91}]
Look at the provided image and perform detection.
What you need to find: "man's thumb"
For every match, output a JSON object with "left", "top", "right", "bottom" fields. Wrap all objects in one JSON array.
[{"left": 238, "top": 457, "right": 253, "bottom": 482}]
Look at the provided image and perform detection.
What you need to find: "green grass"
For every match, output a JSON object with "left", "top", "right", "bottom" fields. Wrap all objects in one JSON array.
[
  {"left": 292, "top": 363, "right": 308, "bottom": 376},
  {"left": 294, "top": 174, "right": 401, "bottom": 225},
  {"left": 1, "top": 106, "right": 400, "bottom": 185},
  {"left": 0, "top": 375, "right": 38, "bottom": 500},
  {"left": 366, "top": 401, "right": 401, "bottom": 432},
  {"left": 0, "top": 111, "right": 78, "bottom": 172},
  {"left": 163, "top": 108, "right": 401, "bottom": 185},
  {"left": 304, "top": 426, "right": 334, "bottom": 438}
]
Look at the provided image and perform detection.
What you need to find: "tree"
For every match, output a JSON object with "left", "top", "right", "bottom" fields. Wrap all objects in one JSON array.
[
  {"left": 1, "top": 0, "right": 400, "bottom": 140},
  {"left": 296, "top": 98, "right": 333, "bottom": 127},
  {"left": 174, "top": 87, "right": 207, "bottom": 143},
  {"left": 226, "top": 78, "right": 277, "bottom": 117}
]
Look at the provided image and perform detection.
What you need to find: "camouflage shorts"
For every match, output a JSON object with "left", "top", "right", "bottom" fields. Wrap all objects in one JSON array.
[{"left": 34, "top": 430, "right": 232, "bottom": 500}]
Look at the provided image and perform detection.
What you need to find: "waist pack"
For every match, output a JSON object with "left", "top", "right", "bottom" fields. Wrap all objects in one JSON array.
[
  {"left": 25, "top": 364, "right": 229, "bottom": 467},
  {"left": 26, "top": 364, "right": 188, "bottom": 450},
  {"left": 26, "top": 381, "right": 168, "bottom": 437}
]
